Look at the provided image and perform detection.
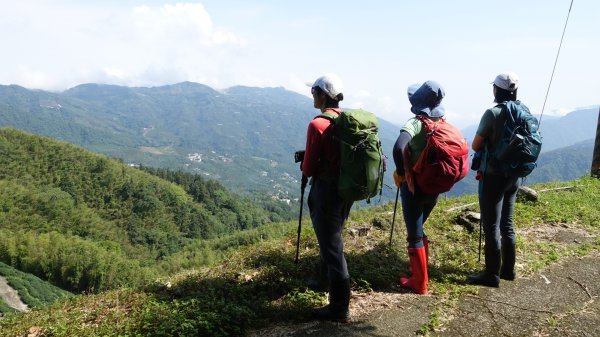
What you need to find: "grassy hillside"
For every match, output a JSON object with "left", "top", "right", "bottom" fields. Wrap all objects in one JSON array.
[
  {"left": 0, "top": 176, "right": 597, "bottom": 336},
  {"left": 0, "top": 128, "right": 286, "bottom": 293}
]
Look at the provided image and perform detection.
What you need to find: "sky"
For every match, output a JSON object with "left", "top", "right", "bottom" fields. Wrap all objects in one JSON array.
[{"left": 1, "top": 0, "right": 598, "bottom": 129}]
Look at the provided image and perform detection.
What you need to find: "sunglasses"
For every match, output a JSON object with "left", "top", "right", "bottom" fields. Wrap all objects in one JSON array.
[{"left": 311, "top": 86, "right": 319, "bottom": 95}]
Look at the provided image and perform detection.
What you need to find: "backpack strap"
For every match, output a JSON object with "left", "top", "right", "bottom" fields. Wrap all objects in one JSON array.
[
  {"left": 414, "top": 115, "right": 445, "bottom": 137},
  {"left": 316, "top": 111, "right": 339, "bottom": 122},
  {"left": 315, "top": 108, "right": 342, "bottom": 122}
]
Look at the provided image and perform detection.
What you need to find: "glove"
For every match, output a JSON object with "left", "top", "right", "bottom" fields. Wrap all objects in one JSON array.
[{"left": 393, "top": 170, "right": 405, "bottom": 188}]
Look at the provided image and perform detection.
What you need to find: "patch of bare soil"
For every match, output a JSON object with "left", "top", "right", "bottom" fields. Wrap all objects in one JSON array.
[
  {"left": 519, "top": 222, "right": 597, "bottom": 244},
  {"left": 0, "top": 276, "right": 28, "bottom": 312}
]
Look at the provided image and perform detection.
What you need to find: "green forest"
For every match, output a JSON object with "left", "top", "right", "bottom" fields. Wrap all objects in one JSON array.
[{"left": 0, "top": 128, "right": 292, "bottom": 293}]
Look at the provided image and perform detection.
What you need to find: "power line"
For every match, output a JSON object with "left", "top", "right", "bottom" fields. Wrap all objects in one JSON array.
[{"left": 539, "top": 0, "right": 574, "bottom": 126}]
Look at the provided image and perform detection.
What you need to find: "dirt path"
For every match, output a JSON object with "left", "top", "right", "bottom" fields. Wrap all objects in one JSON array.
[
  {"left": 0, "top": 276, "right": 28, "bottom": 312},
  {"left": 250, "top": 252, "right": 599, "bottom": 337},
  {"left": 439, "top": 253, "right": 600, "bottom": 337}
]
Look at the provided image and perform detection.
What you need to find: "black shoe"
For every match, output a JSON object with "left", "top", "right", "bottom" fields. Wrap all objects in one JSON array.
[
  {"left": 468, "top": 272, "right": 500, "bottom": 287},
  {"left": 468, "top": 246, "right": 501, "bottom": 287},
  {"left": 312, "top": 278, "right": 350, "bottom": 322},
  {"left": 500, "top": 270, "right": 516, "bottom": 281},
  {"left": 312, "top": 304, "right": 349, "bottom": 322},
  {"left": 306, "top": 278, "right": 329, "bottom": 292},
  {"left": 500, "top": 244, "right": 516, "bottom": 281}
]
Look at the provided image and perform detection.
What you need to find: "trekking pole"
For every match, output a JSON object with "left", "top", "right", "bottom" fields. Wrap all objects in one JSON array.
[
  {"left": 389, "top": 186, "right": 400, "bottom": 246},
  {"left": 478, "top": 219, "right": 482, "bottom": 262},
  {"left": 295, "top": 175, "right": 308, "bottom": 264}
]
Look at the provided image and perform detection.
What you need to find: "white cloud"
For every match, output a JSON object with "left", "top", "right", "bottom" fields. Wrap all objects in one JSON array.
[
  {"left": 0, "top": 2, "right": 244, "bottom": 90},
  {"left": 131, "top": 3, "right": 240, "bottom": 46}
]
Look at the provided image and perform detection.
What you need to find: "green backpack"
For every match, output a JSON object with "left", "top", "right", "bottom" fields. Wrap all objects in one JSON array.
[{"left": 318, "top": 109, "right": 385, "bottom": 202}]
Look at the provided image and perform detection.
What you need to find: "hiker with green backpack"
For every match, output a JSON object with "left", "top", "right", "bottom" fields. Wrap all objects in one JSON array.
[
  {"left": 468, "top": 72, "right": 542, "bottom": 287},
  {"left": 301, "top": 73, "right": 384, "bottom": 322},
  {"left": 392, "top": 81, "right": 469, "bottom": 295}
]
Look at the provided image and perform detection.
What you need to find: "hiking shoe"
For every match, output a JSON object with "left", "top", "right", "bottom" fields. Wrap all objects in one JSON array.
[{"left": 467, "top": 272, "right": 500, "bottom": 287}]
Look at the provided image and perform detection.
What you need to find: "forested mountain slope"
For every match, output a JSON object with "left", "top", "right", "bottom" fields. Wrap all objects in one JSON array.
[{"left": 0, "top": 128, "right": 284, "bottom": 292}]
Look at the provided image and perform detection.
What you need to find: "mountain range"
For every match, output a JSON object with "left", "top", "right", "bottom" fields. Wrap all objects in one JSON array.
[{"left": 0, "top": 83, "right": 597, "bottom": 203}]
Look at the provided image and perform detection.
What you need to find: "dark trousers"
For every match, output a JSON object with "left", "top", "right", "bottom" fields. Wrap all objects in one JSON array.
[
  {"left": 479, "top": 173, "right": 520, "bottom": 251},
  {"left": 308, "top": 177, "right": 353, "bottom": 282},
  {"left": 400, "top": 183, "right": 438, "bottom": 248}
]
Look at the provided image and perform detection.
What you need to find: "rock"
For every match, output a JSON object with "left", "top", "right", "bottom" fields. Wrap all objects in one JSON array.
[
  {"left": 455, "top": 213, "right": 476, "bottom": 233},
  {"left": 518, "top": 185, "right": 539, "bottom": 202},
  {"left": 349, "top": 225, "right": 373, "bottom": 237},
  {"left": 465, "top": 211, "right": 480, "bottom": 222}
]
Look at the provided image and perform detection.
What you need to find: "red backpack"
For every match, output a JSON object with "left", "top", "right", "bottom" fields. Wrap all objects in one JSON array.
[{"left": 412, "top": 116, "right": 469, "bottom": 194}]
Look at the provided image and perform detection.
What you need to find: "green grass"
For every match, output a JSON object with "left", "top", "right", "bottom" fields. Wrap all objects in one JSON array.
[{"left": 0, "top": 176, "right": 598, "bottom": 336}]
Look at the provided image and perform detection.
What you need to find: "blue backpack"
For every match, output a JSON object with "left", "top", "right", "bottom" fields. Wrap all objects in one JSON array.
[{"left": 487, "top": 101, "right": 542, "bottom": 177}]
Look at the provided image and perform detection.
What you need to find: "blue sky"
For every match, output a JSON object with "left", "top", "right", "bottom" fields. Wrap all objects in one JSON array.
[{"left": 0, "top": 0, "right": 598, "bottom": 128}]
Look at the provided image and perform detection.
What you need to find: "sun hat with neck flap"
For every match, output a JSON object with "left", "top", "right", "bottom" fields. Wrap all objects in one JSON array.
[{"left": 409, "top": 80, "right": 446, "bottom": 118}]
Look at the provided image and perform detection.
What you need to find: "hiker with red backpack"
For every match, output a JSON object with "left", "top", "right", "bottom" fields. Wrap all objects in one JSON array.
[
  {"left": 468, "top": 72, "right": 541, "bottom": 287},
  {"left": 302, "top": 73, "right": 353, "bottom": 322},
  {"left": 392, "top": 81, "right": 469, "bottom": 294}
]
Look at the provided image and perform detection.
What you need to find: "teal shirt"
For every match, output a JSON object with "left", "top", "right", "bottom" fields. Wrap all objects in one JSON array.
[{"left": 476, "top": 105, "right": 506, "bottom": 174}]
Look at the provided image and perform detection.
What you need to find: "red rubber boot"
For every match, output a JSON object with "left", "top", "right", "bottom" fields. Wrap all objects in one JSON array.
[{"left": 400, "top": 247, "right": 428, "bottom": 295}]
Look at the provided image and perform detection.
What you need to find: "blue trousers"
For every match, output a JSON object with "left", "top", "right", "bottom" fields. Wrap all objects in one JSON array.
[
  {"left": 308, "top": 177, "right": 353, "bottom": 282},
  {"left": 400, "top": 183, "right": 438, "bottom": 248},
  {"left": 479, "top": 173, "right": 520, "bottom": 250}
]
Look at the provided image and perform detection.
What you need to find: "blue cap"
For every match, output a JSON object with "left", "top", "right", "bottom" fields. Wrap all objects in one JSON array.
[{"left": 409, "top": 80, "right": 446, "bottom": 117}]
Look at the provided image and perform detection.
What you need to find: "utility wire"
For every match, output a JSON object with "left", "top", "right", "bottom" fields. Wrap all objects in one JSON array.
[{"left": 539, "top": 0, "right": 574, "bottom": 126}]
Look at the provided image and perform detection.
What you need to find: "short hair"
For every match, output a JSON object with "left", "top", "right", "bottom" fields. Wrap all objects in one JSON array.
[
  {"left": 313, "top": 86, "right": 343, "bottom": 107},
  {"left": 494, "top": 84, "right": 517, "bottom": 103}
]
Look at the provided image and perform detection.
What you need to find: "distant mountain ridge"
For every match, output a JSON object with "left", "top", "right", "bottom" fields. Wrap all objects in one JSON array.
[
  {"left": 0, "top": 82, "right": 402, "bottom": 202},
  {"left": 0, "top": 83, "right": 596, "bottom": 202}
]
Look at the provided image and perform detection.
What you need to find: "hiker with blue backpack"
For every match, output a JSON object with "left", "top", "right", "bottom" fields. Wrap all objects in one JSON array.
[
  {"left": 302, "top": 73, "right": 353, "bottom": 322},
  {"left": 468, "top": 72, "right": 542, "bottom": 287},
  {"left": 392, "top": 81, "right": 469, "bottom": 295}
]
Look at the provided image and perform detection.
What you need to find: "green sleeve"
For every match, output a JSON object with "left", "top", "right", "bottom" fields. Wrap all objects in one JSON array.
[{"left": 401, "top": 118, "right": 422, "bottom": 138}]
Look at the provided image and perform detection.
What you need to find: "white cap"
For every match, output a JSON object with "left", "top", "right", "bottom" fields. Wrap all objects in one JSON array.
[
  {"left": 492, "top": 72, "right": 519, "bottom": 91},
  {"left": 309, "top": 73, "right": 344, "bottom": 100}
]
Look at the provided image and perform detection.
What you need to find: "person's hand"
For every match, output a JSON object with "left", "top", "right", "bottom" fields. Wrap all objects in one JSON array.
[{"left": 393, "top": 170, "right": 404, "bottom": 187}]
